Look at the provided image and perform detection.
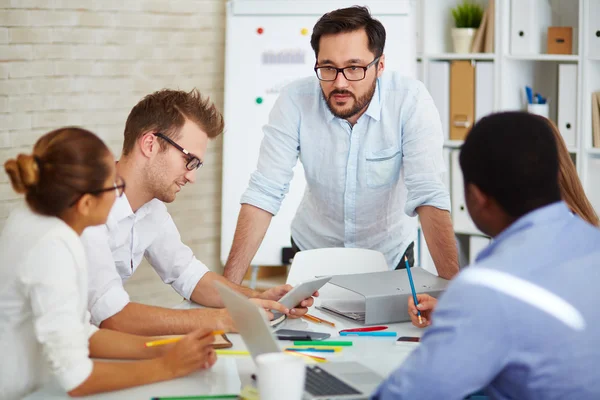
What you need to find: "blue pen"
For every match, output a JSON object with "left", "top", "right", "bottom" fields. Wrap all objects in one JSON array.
[
  {"left": 285, "top": 348, "right": 335, "bottom": 353},
  {"left": 405, "top": 255, "right": 423, "bottom": 325},
  {"left": 340, "top": 331, "right": 397, "bottom": 337},
  {"left": 536, "top": 93, "right": 547, "bottom": 105},
  {"left": 525, "top": 86, "right": 534, "bottom": 104}
]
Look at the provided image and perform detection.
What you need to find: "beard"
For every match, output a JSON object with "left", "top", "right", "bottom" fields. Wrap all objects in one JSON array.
[
  {"left": 322, "top": 77, "right": 377, "bottom": 120},
  {"left": 145, "top": 155, "right": 178, "bottom": 203}
]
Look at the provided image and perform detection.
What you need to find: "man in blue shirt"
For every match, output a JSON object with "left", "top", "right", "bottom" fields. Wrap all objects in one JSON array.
[
  {"left": 372, "top": 112, "right": 600, "bottom": 399},
  {"left": 224, "top": 6, "right": 459, "bottom": 282}
]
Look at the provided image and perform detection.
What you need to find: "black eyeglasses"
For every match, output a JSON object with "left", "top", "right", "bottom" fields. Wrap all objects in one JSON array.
[
  {"left": 314, "top": 56, "right": 381, "bottom": 82},
  {"left": 154, "top": 133, "right": 203, "bottom": 171},
  {"left": 69, "top": 175, "right": 126, "bottom": 206}
]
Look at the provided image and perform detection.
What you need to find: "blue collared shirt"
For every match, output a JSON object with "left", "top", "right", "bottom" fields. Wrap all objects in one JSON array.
[
  {"left": 372, "top": 202, "right": 600, "bottom": 400},
  {"left": 241, "top": 72, "right": 450, "bottom": 268}
]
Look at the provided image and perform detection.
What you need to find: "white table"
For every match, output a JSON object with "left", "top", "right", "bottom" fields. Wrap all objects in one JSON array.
[{"left": 25, "top": 299, "right": 423, "bottom": 399}]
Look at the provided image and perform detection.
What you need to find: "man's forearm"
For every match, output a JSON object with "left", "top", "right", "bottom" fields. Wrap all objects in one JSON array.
[
  {"left": 417, "top": 205, "right": 459, "bottom": 280},
  {"left": 99, "top": 302, "right": 224, "bottom": 336},
  {"left": 190, "top": 271, "right": 261, "bottom": 308},
  {"left": 223, "top": 204, "right": 273, "bottom": 284}
]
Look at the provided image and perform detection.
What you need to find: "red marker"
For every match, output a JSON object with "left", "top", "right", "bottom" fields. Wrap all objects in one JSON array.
[{"left": 339, "top": 326, "right": 388, "bottom": 333}]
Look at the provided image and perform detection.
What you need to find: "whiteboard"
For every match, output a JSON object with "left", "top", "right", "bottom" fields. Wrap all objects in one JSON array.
[{"left": 221, "top": 0, "right": 416, "bottom": 266}]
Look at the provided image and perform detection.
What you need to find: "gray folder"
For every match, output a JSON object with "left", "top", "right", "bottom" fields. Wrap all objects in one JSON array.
[{"left": 322, "top": 267, "right": 449, "bottom": 325}]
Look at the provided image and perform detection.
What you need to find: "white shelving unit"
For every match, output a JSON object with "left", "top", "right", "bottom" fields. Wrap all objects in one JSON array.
[
  {"left": 504, "top": 54, "right": 580, "bottom": 61},
  {"left": 414, "top": 0, "right": 600, "bottom": 267}
]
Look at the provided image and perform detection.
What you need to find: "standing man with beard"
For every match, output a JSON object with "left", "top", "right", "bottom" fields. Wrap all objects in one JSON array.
[
  {"left": 81, "top": 89, "right": 314, "bottom": 336},
  {"left": 224, "top": 6, "right": 459, "bottom": 282}
]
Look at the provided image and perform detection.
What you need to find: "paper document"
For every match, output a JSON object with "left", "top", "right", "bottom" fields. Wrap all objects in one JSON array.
[{"left": 318, "top": 299, "right": 366, "bottom": 322}]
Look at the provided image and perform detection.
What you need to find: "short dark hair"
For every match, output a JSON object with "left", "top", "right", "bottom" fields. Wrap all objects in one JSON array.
[
  {"left": 123, "top": 88, "right": 224, "bottom": 156},
  {"left": 310, "top": 6, "right": 386, "bottom": 59},
  {"left": 4, "top": 127, "right": 112, "bottom": 217},
  {"left": 459, "top": 112, "right": 561, "bottom": 218}
]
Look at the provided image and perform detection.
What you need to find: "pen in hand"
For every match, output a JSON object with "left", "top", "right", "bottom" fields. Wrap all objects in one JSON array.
[{"left": 404, "top": 256, "right": 423, "bottom": 325}]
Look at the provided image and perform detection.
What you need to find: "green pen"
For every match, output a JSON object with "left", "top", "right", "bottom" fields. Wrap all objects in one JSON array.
[
  {"left": 293, "top": 340, "right": 353, "bottom": 346},
  {"left": 150, "top": 395, "right": 239, "bottom": 400}
]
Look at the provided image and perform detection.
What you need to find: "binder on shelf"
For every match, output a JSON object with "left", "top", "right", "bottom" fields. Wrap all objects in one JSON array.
[
  {"left": 475, "top": 62, "right": 494, "bottom": 122},
  {"left": 592, "top": 92, "right": 600, "bottom": 149},
  {"left": 450, "top": 61, "right": 475, "bottom": 141},
  {"left": 471, "top": 0, "right": 495, "bottom": 53},
  {"left": 586, "top": 158, "right": 600, "bottom": 213},
  {"left": 484, "top": 0, "right": 495, "bottom": 53},
  {"left": 509, "top": 0, "right": 551, "bottom": 55},
  {"left": 320, "top": 268, "right": 449, "bottom": 325},
  {"left": 450, "top": 150, "right": 481, "bottom": 235},
  {"left": 469, "top": 236, "right": 491, "bottom": 265},
  {"left": 557, "top": 64, "right": 577, "bottom": 148},
  {"left": 470, "top": 8, "right": 488, "bottom": 53},
  {"left": 442, "top": 147, "right": 451, "bottom": 193},
  {"left": 428, "top": 61, "right": 450, "bottom": 141},
  {"left": 589, "top": 0, "right": 600, "bottom": 59}
]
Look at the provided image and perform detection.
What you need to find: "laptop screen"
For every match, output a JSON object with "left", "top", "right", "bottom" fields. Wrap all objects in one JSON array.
[{"left": 215, "top": 281, "right": 281, "bottom": 361}]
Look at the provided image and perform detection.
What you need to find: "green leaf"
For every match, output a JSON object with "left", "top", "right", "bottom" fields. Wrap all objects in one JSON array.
[{"left": 451, "top": 0, "right": 484, "bottom": 28}]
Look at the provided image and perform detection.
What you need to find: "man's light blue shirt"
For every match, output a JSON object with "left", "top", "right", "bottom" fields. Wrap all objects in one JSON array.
[
  {"left": 372, "top": 202, "right": 600, "bottom": 399},
  {"left": 241, "top": 72, "right": 450, "bottom": 268}
]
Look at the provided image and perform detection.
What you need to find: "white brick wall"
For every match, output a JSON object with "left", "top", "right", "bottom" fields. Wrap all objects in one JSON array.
[{"left": 0, "top": 0, "right": 226, "bottom": 271}]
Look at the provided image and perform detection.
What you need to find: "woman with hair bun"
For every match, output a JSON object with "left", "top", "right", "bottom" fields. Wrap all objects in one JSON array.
[{"left": 0, "top": 127, "right": 217, "bottom": 399}]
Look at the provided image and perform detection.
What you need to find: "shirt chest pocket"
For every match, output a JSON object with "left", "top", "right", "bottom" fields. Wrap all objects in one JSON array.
[{"left": 365, "top": 147, "right": 402, "bottom": 188}]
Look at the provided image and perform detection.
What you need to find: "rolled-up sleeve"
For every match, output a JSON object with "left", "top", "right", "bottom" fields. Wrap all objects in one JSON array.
[
  {"left": 240, "top": 85, "right": 302, "bottom": 215},
  {"left": 81, "top": 225, "right": 130, "bottom": 326},
  {"left": 401, "top": 81, "right": 450, "bottom": 217},
  {"left": 25, "top": 239, "right": 94, "bottom": 393},
  {"left": 144, "top": 208, "right": 209, "bottom": 300}
]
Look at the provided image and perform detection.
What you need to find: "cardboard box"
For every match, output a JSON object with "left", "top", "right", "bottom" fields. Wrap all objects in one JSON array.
[{"left": 547, "top": 27, "right": 573, "bottom": 55}]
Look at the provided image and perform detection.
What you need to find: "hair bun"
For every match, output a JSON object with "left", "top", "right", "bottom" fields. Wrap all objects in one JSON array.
[{"left": 4, "top": 154, "right": 40, "bottom": 194}]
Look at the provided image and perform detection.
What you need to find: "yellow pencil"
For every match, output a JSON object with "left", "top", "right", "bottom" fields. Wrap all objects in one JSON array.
[
  {"left": 302, "top": 314, "right": 322, "bottom": 324},
  {"left": 144, "top": 330, "right": 225, "bottom": 348},
  {"left": 285, "top": 350, "right": 327, "bottom": 363},
  {"left": 303, "top": 313, "right": 336, "bottom": 327},
  {"left": 215, "top": 350, "right": 251, "bottom": 356}
]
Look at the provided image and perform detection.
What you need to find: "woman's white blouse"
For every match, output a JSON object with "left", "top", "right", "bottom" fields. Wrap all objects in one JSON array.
[{"left": 0, "top": 206, "right": 98, "bottom": 400}]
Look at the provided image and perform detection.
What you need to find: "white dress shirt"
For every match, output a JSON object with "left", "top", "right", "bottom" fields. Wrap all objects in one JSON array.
[
  {"left": 81, "top": 194, "right": 209, "bottom": 326},
  {"left": 0, "top": 206, "right": 98, "bottom": 400}
]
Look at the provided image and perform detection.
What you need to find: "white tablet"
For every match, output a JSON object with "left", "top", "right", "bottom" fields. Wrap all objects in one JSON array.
[{"left": 278, "top": 276, "right": 332, "bottom": 309}]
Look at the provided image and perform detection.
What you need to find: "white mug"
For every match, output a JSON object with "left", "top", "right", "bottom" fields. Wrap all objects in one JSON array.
[
  {"left": 527, "top": 103, "right": 549, "bottom": 119},
  {"left": 256, "top": 352, "right": 306, "bottom": 400}
]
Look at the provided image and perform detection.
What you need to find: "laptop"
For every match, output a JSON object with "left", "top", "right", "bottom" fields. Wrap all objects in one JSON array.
[{"left": 215, "top": 281, "right": 384, "bottom": 400}]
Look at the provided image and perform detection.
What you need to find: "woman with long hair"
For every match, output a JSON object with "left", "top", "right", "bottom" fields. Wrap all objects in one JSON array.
[
  {"left": 1, "top": 127, "right": 217, "bottom": 399},
  {"left": 545, "top": 118, "right": 599, "bottom": 226}
]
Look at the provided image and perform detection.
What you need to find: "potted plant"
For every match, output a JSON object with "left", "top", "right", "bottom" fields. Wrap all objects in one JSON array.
[{"left": 451, "top": 1, "right": 484, "bottom": 53}]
